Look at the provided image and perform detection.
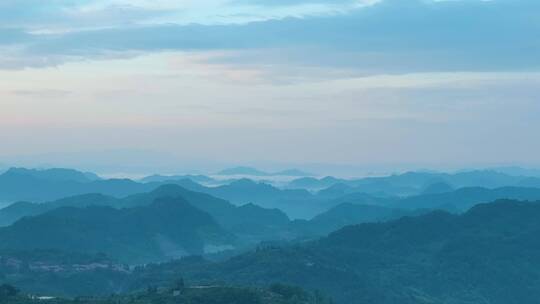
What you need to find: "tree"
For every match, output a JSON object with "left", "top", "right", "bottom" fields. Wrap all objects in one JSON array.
[
  {"left": 0, "top": 284, "right": 19, "bottom": 298},
  {"left": 269, "top": 283, "right": 308, "bottom": 301},
  {"left": 173, "top": 278, "right": 185, "bottom": 290},
  {"left": 147, "top": 285, "right": 158, "bottom": 295}
]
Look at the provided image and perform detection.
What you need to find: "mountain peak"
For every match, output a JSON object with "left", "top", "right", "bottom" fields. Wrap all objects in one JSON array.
[{"left": 2, "top": 167, "right": 100, "bottom": 183}]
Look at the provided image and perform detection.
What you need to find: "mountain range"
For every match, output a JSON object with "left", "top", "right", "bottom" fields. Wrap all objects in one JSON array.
[
  {"left": 289, "top": 170, "right": 540, "bottom": 197},
  {"left": 6, "top": 199, "right": 538, "bottom": 304},
  {"left": 0, "top": 197, "right": 235, "bottom": 264},
  {"left": 3, "top": 181, "right": 540, "bottom": 266},
  {"left": 128, "top": 199, "right": 540, "bottom": 304},
  {"left": 140, "top": 174, "right": 218, "bottom": 185},
  {"left": 3, "top": 166, "right": 540, "bottom": 272},
  {"left": 0, "top": 184, "right": 295, "bottom": 253},
  {"left": 0, "top": 168, "right": 155, "bottom": 202},
  {"left": 216, "top": 167, "right": 313, "bottom": 177},
  {"left": 3, "top": 167, "right": 540, "bottom": 217}
]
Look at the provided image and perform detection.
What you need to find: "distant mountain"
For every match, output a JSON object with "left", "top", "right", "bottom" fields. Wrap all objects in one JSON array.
[
  {"left": 3, "top": 168, "right": 101, "bottom": 183},
  {"left": 322, "top": 192, "right": 393, "bottom": 211},
  {"left": 1, "top": 182, "right": 443, "bottom": 246},
  {"left": 289, "top": 175, "right": 420, "bottom": 196},
  {"left": 217, "top": 167, "right": 269, "bottom": 176},
  {"left": 421, "top": 181, "right": 454, "bottom": 194},
  {"left": 396, "top": 186, "right": 540, "bottom": 211},
  {"left": 152, "top": 182, "right": 540, "bottom": 220},
  {"left": 517, "top": 177, "right": 540, "bottom": 188},
  {"left": 0, "top": 184, "right": 294, "bottom": 247},
  {"left": 5, "top": 168, "right": 540, "bottom": 224},
  {"left": 491, "top": 166, "right": 540, "bottom": 177},
  {"left": 300, "top": 186, "right": 540, "bottom": 235},
  {"left": 329, "top": 186, "right": 540, "bottom": 211},
  {"left": 138, "top": 199, "right": 540, "bottom": 304},
  {"left": 288, "top": 170, "right": 540, "bottom": 197},
  {"left": 131, "top": 178, "right": 323, "bottom": 219},
  {"left": 209, "top": 179, "right": 311, "bottom": 203},
  {"left": 316, "top": 183, "right": 355, "bottom": 198},
  {"left": 0, "top": 193, "right": 117, "bottom": 227},
  {"left": 357, "top": 170, "right": 512, "bottom": 189},
  {"left": 217, "top": 167, "right": 313, "bottom": 177},
  {"left": 288, "top": 174, "right": 426, "bottom": 195},
  {"left": 273, "top": 169, "right": 314, "bottom": 177},
  {"left": 0, "top": 197, "right": 235, "bottom": 264},
  {"left": 6, "top": 166, "right": 540, "bottom": 219},
  {"left": 287, "top": 176, "right": 344, "bottom": 190},
  {"left": 121, "top": 184, "right": 293, "bottom": 245},
  {"left": 0, "top": 202, "right": 48, "bottom": 227},
  {"left": 141, "top": 178, "right": 318, "bottom": 219},
  {"left": 6, "top": 166, "right": 540, "bottom": 222},
  {"left": 140, "top": 174, "right": 217, "bottom": 184},
  {"left": 202, "top": 179, "right": 323, "bottom": 218},
  {"left": 0, "top": 168, "right": 156, "bottom": 202},
  {"left": 0, "top": 167, "right": 317, "bottom": 210},
  {"left": 292, "top": 203, "right": 425, "bottom": 236}
]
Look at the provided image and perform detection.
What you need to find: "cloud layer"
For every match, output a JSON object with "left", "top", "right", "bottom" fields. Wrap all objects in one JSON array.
[
  {"left": 1, "top": 0, "right": 539, "bottom": 171},
  {"left": 1, "top": 0, "right": 538, "bottom": 73}
]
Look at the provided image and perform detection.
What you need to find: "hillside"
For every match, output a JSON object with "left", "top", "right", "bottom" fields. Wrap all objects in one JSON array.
[
  {"left": 0, "top": 168, "right": 156, "bottom": 202},
  {"left": 0, "top": 167, "right": 319, "bottom": 219},
  {"left": 216, "top": 167, "right": 312, "bottom": 177},
  {"left": 4, "top": 199, "right": 540, "bottom": 303},
  {"left": 134, "top": 199, "right": 540, "bottom": 304},
  {"left": 0, "top": 194, "right": 117, "bottom": 227},
  {"left": 2, "top": 168, "right": 100, "bottom": 183},
  {"left": 0, "top": 197, "right": 235, "bottom": 264},
  {"left": 121, "top": 185, "right": 293, "bottom": 244},
  {"left": 1, "top": 284, "right": 330, "bottom": 304},
  {"left": 292, "top": 203, "right": 424, "bottom": 236},
  {"left": 395, "top": 186, "right": 540, "bottom": 211},
  {"left": 140, "top": 174, "right": 217, "bottom": 184},
  {"left": 331, "top": 186, "right": 540, "bottom": 212},
  {"left": 290, "top": 170, "right": 540, "bottom": 196},
  {"left": 131, "top": 179, "right": 320, "bottom": 219},
  {"left": 0, "top": 185, "right": 299, "bottom": 256},
  {"left": 5, "top": 184, "right": 540, "bottom": 247}
]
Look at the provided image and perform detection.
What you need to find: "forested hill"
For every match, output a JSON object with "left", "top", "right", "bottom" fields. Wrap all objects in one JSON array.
[
  {"left": 3, "top": 199, "right": 540, "bottom": 304},
  {"left": 140, "top": 199, "right": 540, "bottom": 304},
  {"left": 0, "top": 197, "right": 235, "bottom": 264}
]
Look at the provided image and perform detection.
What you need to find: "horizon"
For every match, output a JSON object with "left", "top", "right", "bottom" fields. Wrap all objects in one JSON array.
[
  {"left": 1, "top": 163, "right": 540, "bottom": 180},
  {"left": 1, "top": 154, "right": 540, "bottom": 178}
]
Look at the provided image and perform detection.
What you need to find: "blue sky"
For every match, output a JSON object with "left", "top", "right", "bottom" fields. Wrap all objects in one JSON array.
[{"left": 0, "top": 0, "right": 539, "bottom": 175}]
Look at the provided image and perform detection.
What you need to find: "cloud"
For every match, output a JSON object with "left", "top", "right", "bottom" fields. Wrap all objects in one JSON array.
[
  {"left": 0, "top": 1, "right": 173, "bottom": 32},
  {"left": 0, "top": 29, "right": 32, "bottom": 45},
  {"left": 232, "top": 0, "right": 377, "bottom": 7},
  {"left": 0, "top": 0, "right": 538, "bottom": 74},
  {"left": 8, "top": 89, "right": 73, "bottom": 98},
  {"left": 0, "top": 0, "right": 358, "bottom": 32}
]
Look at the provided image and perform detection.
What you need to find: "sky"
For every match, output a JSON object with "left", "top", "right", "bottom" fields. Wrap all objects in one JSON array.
[{"left": 0, "top": 0, "right": 539, "bottom": 175}]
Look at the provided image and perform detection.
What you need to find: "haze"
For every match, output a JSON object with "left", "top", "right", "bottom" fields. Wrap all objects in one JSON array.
[{"left": 1, "top": 0, "right": 539, "bottom": 175}]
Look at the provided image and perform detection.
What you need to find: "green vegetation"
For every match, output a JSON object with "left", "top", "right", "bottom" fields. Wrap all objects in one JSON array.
[
  {"left": 3, "top": 199, "right": 540, "bottom": 303},
  {"left": 0, "top": 283, "right": 331, "bottom": 304},
  {"left": 127, "top": 200, "right": 540, "bottom": 304},
  {"left": 0, "top": 197, "right": 234, "bottom": 264}
]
